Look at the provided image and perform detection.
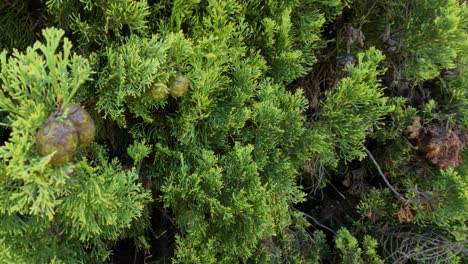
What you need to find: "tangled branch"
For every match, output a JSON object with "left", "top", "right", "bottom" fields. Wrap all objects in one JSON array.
[{"left": 380, "top": 227, "right": 468, "bottom": 263}]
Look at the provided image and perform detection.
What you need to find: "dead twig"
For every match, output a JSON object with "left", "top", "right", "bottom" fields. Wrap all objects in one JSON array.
[
  {"left": 289, "top": 205, "right": 336, "bottom": 235},
  {"left": 363, "top": 146, "right": 409, "bottom": 203}
]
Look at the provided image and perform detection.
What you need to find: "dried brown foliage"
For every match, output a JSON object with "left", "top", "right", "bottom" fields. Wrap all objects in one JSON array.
[
  {"left": 397, "top": 205, "right": 414, "bottom": 223},
  {"left": 407, "top": 116, "right": 467, "bottom": 169}
]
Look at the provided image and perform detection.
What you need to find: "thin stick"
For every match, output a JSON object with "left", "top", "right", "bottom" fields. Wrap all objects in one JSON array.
[
  {"left": 363, "top": 146, "right": 409, "bottom": 203},
  {"left": 155, "top": 230, "right": 167, "bottom": 239},
  {"left": 289, "top": 205, "right": 336, "bottom": 235},
  {"left": 330, "top": 182, "right": 346, "bottom": 200}
]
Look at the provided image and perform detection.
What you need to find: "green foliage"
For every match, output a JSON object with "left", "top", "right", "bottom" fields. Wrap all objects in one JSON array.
[
  {"left": 412, "top": 168, "right": 468, "bottom": 228},
  {"left": 435, "top": 70, "right": 468, "bottom": 128},
  {"left": 362, "top": 236, "right": 385, "bottom": 264},
  {"left": 318, "top": 47, "right": 391, "bottom": 163},
  {"left": 0, "top": 28, "right": 151, "bottom": 263},
  {"left": 158, "top": 80, "right": 315, "bottom": 261},
  {"left": 92, "top": 32, "right": 193, "bottom": 127},
  {"left": 328, "top": 2, "right": 468, "bottom": 263},
  {"left": 149, "top": 0, "right": 331, "bottom": 84},
  {"left": 357, "top": 188, "right": 399, "bottom": 225},
  {"left": 161, "top": 145, "right": 273, "bottom": 262},
  {"left": 127, "top": 140, "right": 152, "bottom": 171},
  {"left": 237, "top": 0, "right": 348, "bottom": 84},
  {"left": 399, "top": 0, "right": 468, "bottom": 80},
  {"left": 134, "top": 1, "right": 327, "bottom": 261},
  {"left": 1, "top": 0, "right": 467, "bottom": 263},
  {"left": 0, "top": 238, "right": 27, "bottom": 264},
  {"left": 0, "top": 0, "right": 37, "bottom": 51},
  {"left": 244, "top": 2, "right": 324, "bottom": 83},
  {"left": 310, "top": 0, "right": 350, "bottom": 21},
  {"left": 58, "top": 158, "right": 151, "bottom": 242},
  {"left": 374, "top": 97, "right": 418, "bottom": 141},
  {"left": 76, "top": 2, "right": 332, "bottom": 258},
  {"left": 46, "top": 0, "right": 150, "bottom": 47},
  {"left": 250, "top": 216, "right": 329, "bottom": 264},
  {"left": 353, "top": 0, "right": 468, "bottom": 81},
  {"left": 371, "top": 100, "right": 419, "bottom": 178},
  {"left": 335, "top": 228, "right": 363, "bottom": 263},
  {"left": 0, "top": 28, "right": 91, "bottom": 114},
  {"left": 335, "top": 228, "right": 384, "bottom": 264}
]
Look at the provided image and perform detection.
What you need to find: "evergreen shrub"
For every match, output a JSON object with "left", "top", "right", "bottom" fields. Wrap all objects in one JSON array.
[{"left": 0, "top": 0, "right": 466, "bottom": 263}]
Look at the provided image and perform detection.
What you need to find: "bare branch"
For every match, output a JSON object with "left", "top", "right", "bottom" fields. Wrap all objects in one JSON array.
[
  {"left": 289, "top": 205, "right": 336, "bottom": 235},
  {"left": 363, "top": 146, "right": 409, "bottom": 203}
]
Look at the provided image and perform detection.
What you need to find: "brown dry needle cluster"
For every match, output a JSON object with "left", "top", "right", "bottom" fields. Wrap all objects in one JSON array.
[
  {"left": 397, "top": 205, "right": 414, "bottom": 223},
  {"left": 407, "top": 116, "right": 466, "bottom": 169}
]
